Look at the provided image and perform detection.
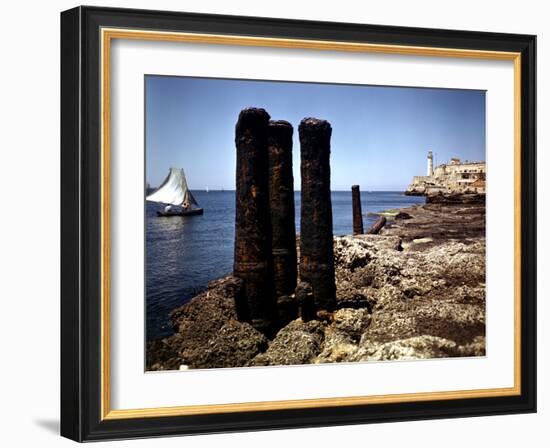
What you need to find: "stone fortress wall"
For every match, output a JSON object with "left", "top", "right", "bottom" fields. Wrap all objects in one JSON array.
[{"left": 406, "top": 152, "right": 486, "bottom": 196}]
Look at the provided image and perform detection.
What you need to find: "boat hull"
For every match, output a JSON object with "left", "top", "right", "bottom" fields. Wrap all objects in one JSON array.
[{"left": 156, "top": 208, "right": 204, "bottom": 217}]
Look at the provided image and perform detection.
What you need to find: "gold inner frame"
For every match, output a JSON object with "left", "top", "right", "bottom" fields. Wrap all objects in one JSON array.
[{"left": 100, "top": 27, "right": 522, "bottom": 420}]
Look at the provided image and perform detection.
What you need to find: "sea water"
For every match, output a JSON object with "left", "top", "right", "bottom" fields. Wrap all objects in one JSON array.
[{"left": 146, "top": 191, "right": 425, "bottom": 340}]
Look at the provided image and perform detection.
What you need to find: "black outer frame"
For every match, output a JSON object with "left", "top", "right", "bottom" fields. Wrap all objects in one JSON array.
[{"left": 60, "top": 6, "right": 537, "bottom": 442}]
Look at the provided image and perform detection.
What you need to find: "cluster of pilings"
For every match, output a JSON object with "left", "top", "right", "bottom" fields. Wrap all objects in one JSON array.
[{"left": 233, "top": 108, "right": 336, "bottom": 335}]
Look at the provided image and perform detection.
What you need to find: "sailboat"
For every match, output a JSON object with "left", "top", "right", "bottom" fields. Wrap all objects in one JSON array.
[{"left": 146, "top": 167, "right": 204, "bottom": 217}]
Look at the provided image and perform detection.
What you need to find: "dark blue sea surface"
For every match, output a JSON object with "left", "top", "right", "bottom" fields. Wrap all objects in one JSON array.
[{"left": 146, "top": 191, "right": 425, "bottom": 340}]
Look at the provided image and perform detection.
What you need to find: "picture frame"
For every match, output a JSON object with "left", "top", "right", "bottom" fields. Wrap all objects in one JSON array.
[{"left": 60, "top": 5, "right": 536, "bottom": 441}]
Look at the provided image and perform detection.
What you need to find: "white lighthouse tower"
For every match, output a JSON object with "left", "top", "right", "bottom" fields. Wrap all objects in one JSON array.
[{"left": 427, "top": 151, "right": 434, "bottom": 176}]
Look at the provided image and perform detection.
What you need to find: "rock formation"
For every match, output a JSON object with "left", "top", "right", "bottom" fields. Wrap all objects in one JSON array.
[{"left": 147, "top": 197, "right": 486, "bottom": 370}]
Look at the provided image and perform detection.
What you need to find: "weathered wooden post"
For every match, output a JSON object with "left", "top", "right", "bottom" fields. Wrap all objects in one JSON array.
[
  {"left": 367, "top": 216, "right": 387, "bottom": 234},
  {"left": 268, "top": 120, "right": 298, "bottom": 298},
  {"left": 298, "top": 118, "right": 336, "bottom": 312},
  {"left": 234, "top": 107, "right": 277, "bottom": 334},
  {"left": 351, "top": 185, "right": 364, "bottom": 235}
]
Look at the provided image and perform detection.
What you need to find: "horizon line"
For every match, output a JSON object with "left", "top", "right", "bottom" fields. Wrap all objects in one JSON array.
[{"left": 148, "top": 188, "right": 408, "bottom": 192}]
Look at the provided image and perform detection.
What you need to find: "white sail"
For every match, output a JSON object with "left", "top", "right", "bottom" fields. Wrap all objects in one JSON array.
[{"left": 146, "top": 168, "right": 199, "bottom": 207}]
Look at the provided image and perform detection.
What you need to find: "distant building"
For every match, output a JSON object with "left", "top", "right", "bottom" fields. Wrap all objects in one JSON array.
[{"left": 406, "top": 152, "right": 486, "bottom": 196}]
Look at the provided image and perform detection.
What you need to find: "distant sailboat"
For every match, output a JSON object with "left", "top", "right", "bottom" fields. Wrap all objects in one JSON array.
[{"left": 146, "top": 167, "right": 204, "bottom": 217}]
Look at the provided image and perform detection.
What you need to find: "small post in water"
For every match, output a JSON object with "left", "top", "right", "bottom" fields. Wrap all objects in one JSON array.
[{"left": 351, "top": 184, "right": 364, "bottom": 235}]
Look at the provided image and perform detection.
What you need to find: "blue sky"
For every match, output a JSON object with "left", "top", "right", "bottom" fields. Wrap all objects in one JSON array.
[{"left": 145, "top": 76, "right": 485, "bottom": 191}]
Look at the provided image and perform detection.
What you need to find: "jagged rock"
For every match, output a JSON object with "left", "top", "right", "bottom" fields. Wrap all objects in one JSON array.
[
  {"left": 148, "top": 202, "right": 486, "bottom": 371},
  {"left": 363, "top": 298, "right": 485, "bottom": 346},
  {"left": 426, "top": 193, "right": 485, "bottom": 204},
  {"left": 333, "top": 237, "right": 373, "bottom": 272},
  {"left": 207, "top": 275, "right": 244, "bottom": 297},
  {"left": 146, "top": 337, "right": 183, "bottom": 371},
  {"left": 456, "top": 336, "right": 486, "bottom": 357},
  {"left": 332, "top": 308, "right": 371, "bottom": 341},
  {"left": 163, "top": 275, "right": 240, "bottom": 367},
  {"left": 315, "top": 326, "right": 359, "bottom": 363},
  {"left": 192, "top": 320, "right": 268, "bottom": 369},
  {"left": 207, "top": 275, "right": 247, "bottom": 319},
  {"left": 355, "top": 335, "right": 460, "bottom": 361},
  {"left": 251, "top": 319, "right": 324, "bottom": 366},
  {"left": 336, "top": 279, "right": 373, "bottom": 311},
  {"left": 381, "top": 202, "right": 486, "bottom": 243}
]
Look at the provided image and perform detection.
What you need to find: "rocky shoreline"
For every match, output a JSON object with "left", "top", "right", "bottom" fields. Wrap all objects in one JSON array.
[{"left": 147, "top": 200, "right": 486, "bottom": 371}]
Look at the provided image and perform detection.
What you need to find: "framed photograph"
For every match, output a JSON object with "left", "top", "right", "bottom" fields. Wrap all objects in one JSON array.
[{"left": 60, "top": 6, "right": 536, "bottom": 441}]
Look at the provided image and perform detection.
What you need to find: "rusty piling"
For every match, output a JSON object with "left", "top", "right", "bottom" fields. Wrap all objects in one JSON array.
[
  {"left": 268, "top": 120, "right": 298, "bottom": 299},
  {"left": 233, "top": 107, "right": 277, "bottom": 333},
  {"left": 367, "top": 216, "right": 387, "bottom": 234},
  {"left": 298, "top": 118, "right": 336, "bottom": 312},
  {"left": 351, "top": 185, "right": 364, "bottom": 235}
]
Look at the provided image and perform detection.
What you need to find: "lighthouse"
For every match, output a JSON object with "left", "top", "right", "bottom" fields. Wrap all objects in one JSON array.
[{"left": 427, "top": 151, "right": 434, "bottom": 176}]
